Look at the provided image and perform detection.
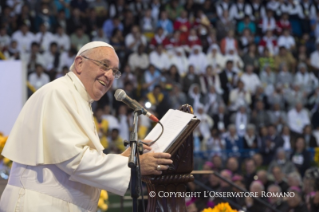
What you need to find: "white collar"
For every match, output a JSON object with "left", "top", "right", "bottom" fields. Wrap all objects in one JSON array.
[{"left": 67, "top": 71, "right": 94, "bottom": 103}]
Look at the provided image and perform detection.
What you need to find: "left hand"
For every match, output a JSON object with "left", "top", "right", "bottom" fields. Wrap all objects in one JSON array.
[{"left": 121, "top": 140, "right": 152, "bottom": 157}]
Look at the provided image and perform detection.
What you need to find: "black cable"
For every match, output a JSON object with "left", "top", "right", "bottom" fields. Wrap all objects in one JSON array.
[
  {"left": 136, "top": 148, "right": 145, "bottom": 212},
  {"left": 141, "top": 121, "right": 164, "bottom": 146}
]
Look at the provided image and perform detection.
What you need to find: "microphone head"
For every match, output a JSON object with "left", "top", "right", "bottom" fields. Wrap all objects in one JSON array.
[{"left": 114, "top": 89, "right": 126, "bottom": 101}]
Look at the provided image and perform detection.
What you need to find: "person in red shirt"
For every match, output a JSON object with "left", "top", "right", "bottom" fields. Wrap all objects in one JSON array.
[
  {"left": 174, "top": 10, "right": 191, "bottom": 44},
  {"left": 150, "top": 27, "right": 170, "bottom": 49},
  {"left": 187, "top": 28, "right": 201, "bottom": 51},
  {"left": 276, "top": 13, "right": 291, "bottom": 35}
]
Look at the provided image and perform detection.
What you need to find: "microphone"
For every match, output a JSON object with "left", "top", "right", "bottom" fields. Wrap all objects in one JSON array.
[{"left": 114, "top": 89, "right": 159, "bottom": 122}]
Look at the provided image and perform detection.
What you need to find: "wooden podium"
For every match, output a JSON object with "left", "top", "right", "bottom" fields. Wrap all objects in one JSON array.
[{"left": 142, "top": 105, "right": 200, "bottom": 212}]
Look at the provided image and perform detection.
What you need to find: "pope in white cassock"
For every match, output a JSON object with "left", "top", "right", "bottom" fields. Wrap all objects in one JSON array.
[{"left": 0, "top": 42, "right": 172, "bottom": 212}]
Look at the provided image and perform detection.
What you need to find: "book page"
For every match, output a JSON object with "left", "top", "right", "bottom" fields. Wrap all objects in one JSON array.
[{"left": 144, "top": 109, "right": 194, "bottom": 153}]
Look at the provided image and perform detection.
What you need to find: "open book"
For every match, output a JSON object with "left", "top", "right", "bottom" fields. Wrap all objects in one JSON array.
[{"left": 144, "top": 109, "right": 197, "bottom": 153}]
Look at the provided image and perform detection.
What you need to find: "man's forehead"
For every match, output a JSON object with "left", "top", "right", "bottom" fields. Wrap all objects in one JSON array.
[{"left": 91, "top": 47, "right": 119, "bottom": 65}]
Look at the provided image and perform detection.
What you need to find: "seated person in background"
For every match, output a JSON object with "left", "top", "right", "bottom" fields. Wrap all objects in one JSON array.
[
  {"left": 107, "top": 129, "right": 125, "bottom": 154},
  {"left": 265, "top": 184, "right": 289, "bottom": 212},
  {"left": 268, "top": 148, "right": 296, "bottom": 176},
  {"left": 206, "top": 129, "right": 225, "bottom": 152},
  {"left": 271, "top": 166, "right": 290, "bottom": 192},
  {"left": 28, "top": 63, "right": 50, "bottom": 90},
  {"left": 243, "top": 124, "right": 258, "bottom": 149},
  {"left": 286, "top": 187, "right": 310, "bottom": 212},
  {"left": 256, "top": 170, "right": 274, "bottom": 191},
  {"left": 290, "top": 137, "right": 311, "bottom": 177},
  {"left": 240, "top": 65, "right": 261, "bottom": 95},
  {"left": 287, "top": 102, "right": 310, "bottom": 136},
  {"left": 94, "top": 107, "right": 109, "bottom": 153},
  {"left": 303, "top": 125, "right": 318, "bottom": 148},
  {"left": 224, "top": 124, "right": 243, "bottom": 157},
  {"left": 245, "top": 181, "right": 267, "bottom": 212}
]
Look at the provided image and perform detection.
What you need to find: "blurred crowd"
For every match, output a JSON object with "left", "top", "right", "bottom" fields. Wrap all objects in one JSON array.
[{"left": 1, "top": 0, "right": 319, "bottom": 211}]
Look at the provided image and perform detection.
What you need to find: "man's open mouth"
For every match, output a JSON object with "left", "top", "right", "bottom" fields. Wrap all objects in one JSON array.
[{"left": 98, "top": 80, "right": 106, "bottom": 86}]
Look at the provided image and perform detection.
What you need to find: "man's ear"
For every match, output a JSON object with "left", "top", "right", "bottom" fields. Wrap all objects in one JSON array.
[{"left": 74, "top": 56, "right": 83, "bottom": 74}]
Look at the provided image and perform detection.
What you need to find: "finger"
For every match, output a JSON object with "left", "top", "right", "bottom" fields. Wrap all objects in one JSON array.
[
  {"left": 156, "top": 158, "right": 173, "bottom": 165},
  {"left": 142, "top": 140, "right": 152, "bottom": 144},
  {"left": 143, "top": 144, "right": 152, "bottom": 150},
  {"left": 159, "top": 165, "right": 169, "bottom": 171},
  {"left": 153, "top": 170, "right": 162, "bottom": 175},
  {"left": 153, "top": 153, "right": 171, "bottom": 159}
]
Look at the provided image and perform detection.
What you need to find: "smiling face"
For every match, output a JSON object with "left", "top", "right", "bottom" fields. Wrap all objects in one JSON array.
[{"left": 73, "top": 47, "right": 118, "bottom": 101}]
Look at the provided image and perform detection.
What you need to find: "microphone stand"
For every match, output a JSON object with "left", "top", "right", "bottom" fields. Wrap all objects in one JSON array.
[{"left": 127, "top": 108, "right": 145, "bottom": 212}]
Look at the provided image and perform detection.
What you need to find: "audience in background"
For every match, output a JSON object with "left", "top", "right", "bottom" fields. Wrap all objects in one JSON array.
[{"left": 2, "top": 1, "right": 319, "bottom": 211}]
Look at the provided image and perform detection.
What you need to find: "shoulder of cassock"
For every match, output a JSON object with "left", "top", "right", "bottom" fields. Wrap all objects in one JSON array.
[{"left": 2, "top": 72, "right": 104, "bottom": 166}]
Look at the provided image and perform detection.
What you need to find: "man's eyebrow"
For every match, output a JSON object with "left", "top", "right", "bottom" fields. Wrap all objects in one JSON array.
[
  {"left": 101, "top": 59, "right": 111, "bottom": 64},
  {"left": 101, "top": 59, "right": 119, "bottom": 70}
]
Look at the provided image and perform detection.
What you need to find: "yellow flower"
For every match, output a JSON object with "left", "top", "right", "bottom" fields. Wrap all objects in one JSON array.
[
  {"left": 100, "top": 203, "right": 108, "bottom": 211},
  {"left": 100, "top": 190, "right": 108, "bottom": 200},
  {"left": 3, "top": 157, "right": 11, "bottom": 165},
  {"left": 202, "top": 208, "right": 214, "bottom": 212},
  {"left": 202, "top": 203, "right": 237, "bottom": 212},
  {"left": 98, "top": 198, "right": 104, "bottom": 208}
]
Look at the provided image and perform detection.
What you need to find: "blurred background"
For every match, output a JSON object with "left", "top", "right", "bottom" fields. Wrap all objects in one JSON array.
[{"left": 1, "top": 0, "right": 319, "bottom": 211}]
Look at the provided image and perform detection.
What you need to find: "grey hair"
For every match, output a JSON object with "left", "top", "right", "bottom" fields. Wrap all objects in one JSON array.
[
  {"left": 288, "top": 172, "right": 302, "bottom": 186},
  {"left": 228, "top": 124, "right": 236, "bottom": 131},
  {"left": 250, "top": 181, "right": 264, "bottom": 191},
  {"left": 276, "top": 148, "right": 286, "bottom": 156},
  {"left": 247, "top": 124, "right": 255, "bottom": 131},
  {"left": 70, "top": 48, "right": 94, "bottom": 71},
  {"left": 268, "top": 184, "right": 281, "bottom": 192},
  {"left": 298, "top": 62, "right": 307, "bottom": 71}
]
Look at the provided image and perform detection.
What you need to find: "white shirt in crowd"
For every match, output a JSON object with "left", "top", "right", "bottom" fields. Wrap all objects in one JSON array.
[
  {"left": 195, "top": 111, "right": 214, "bottom": 140},
  {"left": 188, "top": 51, "right": 208, "bottom": 74},
  {"left": 206, "top": 45, "right": 226, "bottom": 71},
  {"left": 42, "top": 52, "right": 56, "bottom": 70},
  {"left": 295, "top": 71, "right": 319, "bottom": 93},
  {"left": 261, "top": 17, "right": 276, "bottom": 33},
  {"left": 149, "top": 50, "right": 170, "bottom": 71},
  {"left": 310, "top": 50, "right": 319, "bottom": 70},
  {"left": 278, "top": 35, "right": 295, "bottom": 50},
  {"left": 206, "top": 137, "right": 225, "bottom": 152},
  {"left": 0, "top": 34, "right": 10, "bottom": 48},
  {"left": 28, "top": 72, "right": 50, "bottom": 90},
  {"left": 240, "top": 73, "right": 261, "bottom": 94},
  {"left": 101, "top": 114, "right": 120, "bottom": 131},
  {"left": 128, "top": 52, "right": 150, "bottom": 71},
  {"left": 287, "top": 108, "right": 310, "bottom": 134},
  {"left": 55, "top": 33, "right": 71, "bottom": 52},
  {"left": 118, "top": 114, "right": 129, "bottom": 142},
  {"left": 169, "top": 51, "right": 189, "bottom": 77},
  {"left": 282, "top": 135, "right": 292, "bottom": 151},
  {"left": 11, "top": 30, "right": 35, "bottom": 54},
  {"left": 230, "top": 2, "right": 253, "bottom": 20},
  {"left": 22, "top": 52, "right": 45, "bottom": 67},
  {"left": 125, "top": 33, "right": 147, "bottom": 52},
  {"left": 59, "top": 52, "right": 75, "bottom": 72},
  {"left": 35, "top": 31, "right": 56, "bottom": 53},
  {"left": 217, "top": 1, "right": 232, "bottom": 18},
  {"left": 235, "top": 112, "right": 248, "bottom": 137}
]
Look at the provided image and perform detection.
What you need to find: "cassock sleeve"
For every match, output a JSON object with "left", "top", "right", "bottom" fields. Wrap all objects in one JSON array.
[{"left": 56, "top": 146, "right": 131, "bottom": 196}]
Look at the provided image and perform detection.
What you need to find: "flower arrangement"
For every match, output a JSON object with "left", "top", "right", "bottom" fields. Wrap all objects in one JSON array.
[
  {"left": 0, "top": 133, "right": 8, "bottom": 161},
  {"left": 97, "top": 190, "right": 109, "bottom": 211},
  {"left": 202, "top": 202, "right": 238, "bottom": 212}
]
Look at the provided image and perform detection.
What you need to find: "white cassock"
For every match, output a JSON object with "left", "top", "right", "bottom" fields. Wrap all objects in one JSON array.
[{"left": 0, "top": 71, "right": 131, "bottom": 212}]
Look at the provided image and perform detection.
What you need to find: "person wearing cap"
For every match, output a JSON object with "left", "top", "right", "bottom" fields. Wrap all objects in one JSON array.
[
  {"left": 0, "top": 42, "right": 173, "bottom": 211},
  {"left": 286, "top": 186, "right": 310, "bottom": 212}
]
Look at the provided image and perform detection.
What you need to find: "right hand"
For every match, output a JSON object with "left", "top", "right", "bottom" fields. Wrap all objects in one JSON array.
[{"left": 139, "top": 152, "right": 173, "bottom": 175}]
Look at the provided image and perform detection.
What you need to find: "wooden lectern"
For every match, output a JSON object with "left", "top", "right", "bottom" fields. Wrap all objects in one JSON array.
[{"left": 142, "top": 105, "right": 200, "bottom": 212}]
